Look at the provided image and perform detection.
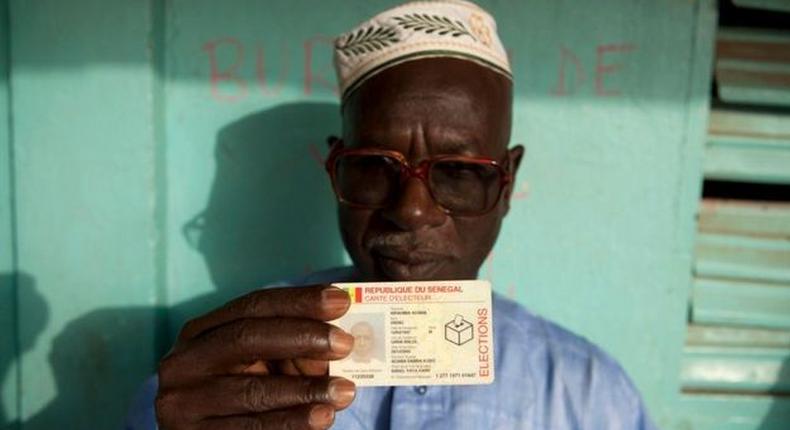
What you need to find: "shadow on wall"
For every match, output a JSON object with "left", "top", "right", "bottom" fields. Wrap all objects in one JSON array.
[
  {"left": 176, "top": 101, "right": 346, "bottom": 327},
  {"left": 0, "top": 272, "right": 48, "bottom": 428},
  {"left": 759, "top": 357, "right": 790, "bottom": 429},
  {"left": 2, "top": 102, "right": 346, "bottom": 429},
  {"left": 12, "top": 307, "right": 168, "bottom": 430}
]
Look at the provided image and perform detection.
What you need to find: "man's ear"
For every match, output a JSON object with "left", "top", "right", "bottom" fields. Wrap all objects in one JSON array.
[
  {"left": 509, "top": 145, "right": 525, "bottom": 177},
  {"left": 502, "top": 144, "right": 525, "bottom": 214}
]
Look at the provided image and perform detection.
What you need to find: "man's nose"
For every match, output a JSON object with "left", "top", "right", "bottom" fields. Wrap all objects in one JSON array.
[{"left": 380, "top": 177, "right": 447, "bottom": 230}]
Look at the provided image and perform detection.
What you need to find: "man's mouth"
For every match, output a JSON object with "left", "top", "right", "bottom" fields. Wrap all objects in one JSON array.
[{"left": 371, "top": 247, "right": 450, "bottom": 281}]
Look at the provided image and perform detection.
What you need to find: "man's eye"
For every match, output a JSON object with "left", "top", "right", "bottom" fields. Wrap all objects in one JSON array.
[
  {"left": 354, "top": 156, "right": 398, "bottom": 169},
  {"left": 448, "top": 169, "right": 477, "bottom": 179},
  {"left": 438, "top": 163, "right": 483, "bottom": 179}
]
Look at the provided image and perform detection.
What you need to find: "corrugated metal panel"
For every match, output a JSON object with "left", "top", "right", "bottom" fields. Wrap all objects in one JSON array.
[
  {"left": 681, "top": 7, "right": 790, "bottom": 428},
  {"left": 687, "top": 202, "right": 790, "bottom": 391},
  {"left": 715, "top": 27, "right": 790, "bottom": 107},
  {"left": 698, "top": 199, "right": 790, "bottom": 239},
  {"left": 676, "top": 394, "right": 790, "bottom": 430},
  {"left": 691, "top": 278, "right": 790, "bottom": 329},
  {"left": 684, "top": 194, "right": 790, "bottom": 421},
  {"left": 687, "top": 324, "right": 790, "bottom": 349},
  {"left": 705, "top": 108, "right": 790, "bottom": 184},
  {"left": 708, "top": 108, "right": 790, "bottom": 138},
  {"left": 694, "top": 233, "right": 790, "bottom": 284},
  {"left": 704, "top": 135, "right": 790, "bottom": 184},
  {"left": 682, "top": 345, "right": 790, "bottom": 392},
  {"left": 732, "top": 0, "right": 790, "bottom": 13}
]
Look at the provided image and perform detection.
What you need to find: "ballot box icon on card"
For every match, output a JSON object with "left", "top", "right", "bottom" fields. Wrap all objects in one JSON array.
[{"left": 445, "top": 314, "right": 474, "bottom": 346}]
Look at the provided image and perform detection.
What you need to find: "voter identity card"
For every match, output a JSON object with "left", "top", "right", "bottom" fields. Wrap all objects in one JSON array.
[{"left": 329, "top": 280, "right": 494, "bottom": 387}]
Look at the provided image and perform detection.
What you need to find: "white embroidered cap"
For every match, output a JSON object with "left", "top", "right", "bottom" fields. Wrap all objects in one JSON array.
[{"left": 333, "top": 0, "right": 511, "bottom": 100}]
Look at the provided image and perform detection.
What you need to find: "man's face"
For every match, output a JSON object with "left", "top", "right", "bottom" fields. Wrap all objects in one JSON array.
[
  {"left": 350, "top": 322, "right": 375, "bottom": 361},
  {"left": 338, "top": 58, "right": 523, "bottom": 282}
]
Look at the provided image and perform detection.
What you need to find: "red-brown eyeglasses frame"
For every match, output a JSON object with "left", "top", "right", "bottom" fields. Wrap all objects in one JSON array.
[{"left": 324, "top": 137, "right": 513, "bottom": 216}]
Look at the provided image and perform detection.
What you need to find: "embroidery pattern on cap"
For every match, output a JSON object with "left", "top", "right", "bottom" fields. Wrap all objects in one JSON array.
[
  {"left": 337, "top": 26, "right": 400, "bottom": 57},
  {"left": 393, "top": 14, "right": 477, "bottom": 41},
  {"left": 467, "top": 12, "right": 492, "bottom": 46}
]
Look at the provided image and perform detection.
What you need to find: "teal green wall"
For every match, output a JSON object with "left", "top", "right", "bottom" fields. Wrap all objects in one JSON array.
[
  {"left": 4, "top": 1, "right": 164, "bottom": 428},
  {"left": 1, "top": 0, "right": 19, "bottom": 427},
  {"left": 1, "top": 0, "right": 722, "bottom": 428}
]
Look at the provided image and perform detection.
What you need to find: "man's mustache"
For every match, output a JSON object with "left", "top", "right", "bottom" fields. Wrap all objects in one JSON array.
[{"left": 365, "top": 233, "right": 455, "bottom": 255}]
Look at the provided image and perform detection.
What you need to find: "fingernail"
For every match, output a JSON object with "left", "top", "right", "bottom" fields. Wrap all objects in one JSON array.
[
  {"left": 328, "top": 378, "right": 356, "bottom": 407},
  {"left": 329, "top": 327, "right": 354, "bottom": 354},
  {"left": 322, "top": 287, "right": 350, "bottom": 313},
  {"left": 309, "top": 404, "right": 335, "bottom": 428}
]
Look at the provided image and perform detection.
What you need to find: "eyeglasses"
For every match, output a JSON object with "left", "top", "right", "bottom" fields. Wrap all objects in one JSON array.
[{"left": 325, "top": 138, "right": 512, "bottom": 216}]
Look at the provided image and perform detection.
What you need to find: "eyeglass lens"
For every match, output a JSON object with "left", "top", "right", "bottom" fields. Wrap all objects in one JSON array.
[{"left": 334, "top": 154, "right": 502, "bottom": 214}]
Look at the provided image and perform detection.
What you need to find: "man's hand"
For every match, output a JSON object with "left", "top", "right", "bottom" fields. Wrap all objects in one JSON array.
[{"left": 155, "top": 285, "right": 356, "bottom": 429}]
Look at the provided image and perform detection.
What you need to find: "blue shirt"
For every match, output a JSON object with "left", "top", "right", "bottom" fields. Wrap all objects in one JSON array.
[{"left": 124, "top": 267, "right": 656, "bottom": 430}]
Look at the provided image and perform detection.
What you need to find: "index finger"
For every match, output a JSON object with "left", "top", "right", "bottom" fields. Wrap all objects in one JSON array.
[{"left": 180, "top": 285, "right": 350, "bottom": 341}]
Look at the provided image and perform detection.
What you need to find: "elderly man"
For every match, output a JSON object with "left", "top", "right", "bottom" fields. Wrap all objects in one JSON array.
[
  {"left": 126, "top": 1, "right": 656, "bottom": 429},
  {"left": 348, "top": 322, "right": 381, "bottom": 365}
]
